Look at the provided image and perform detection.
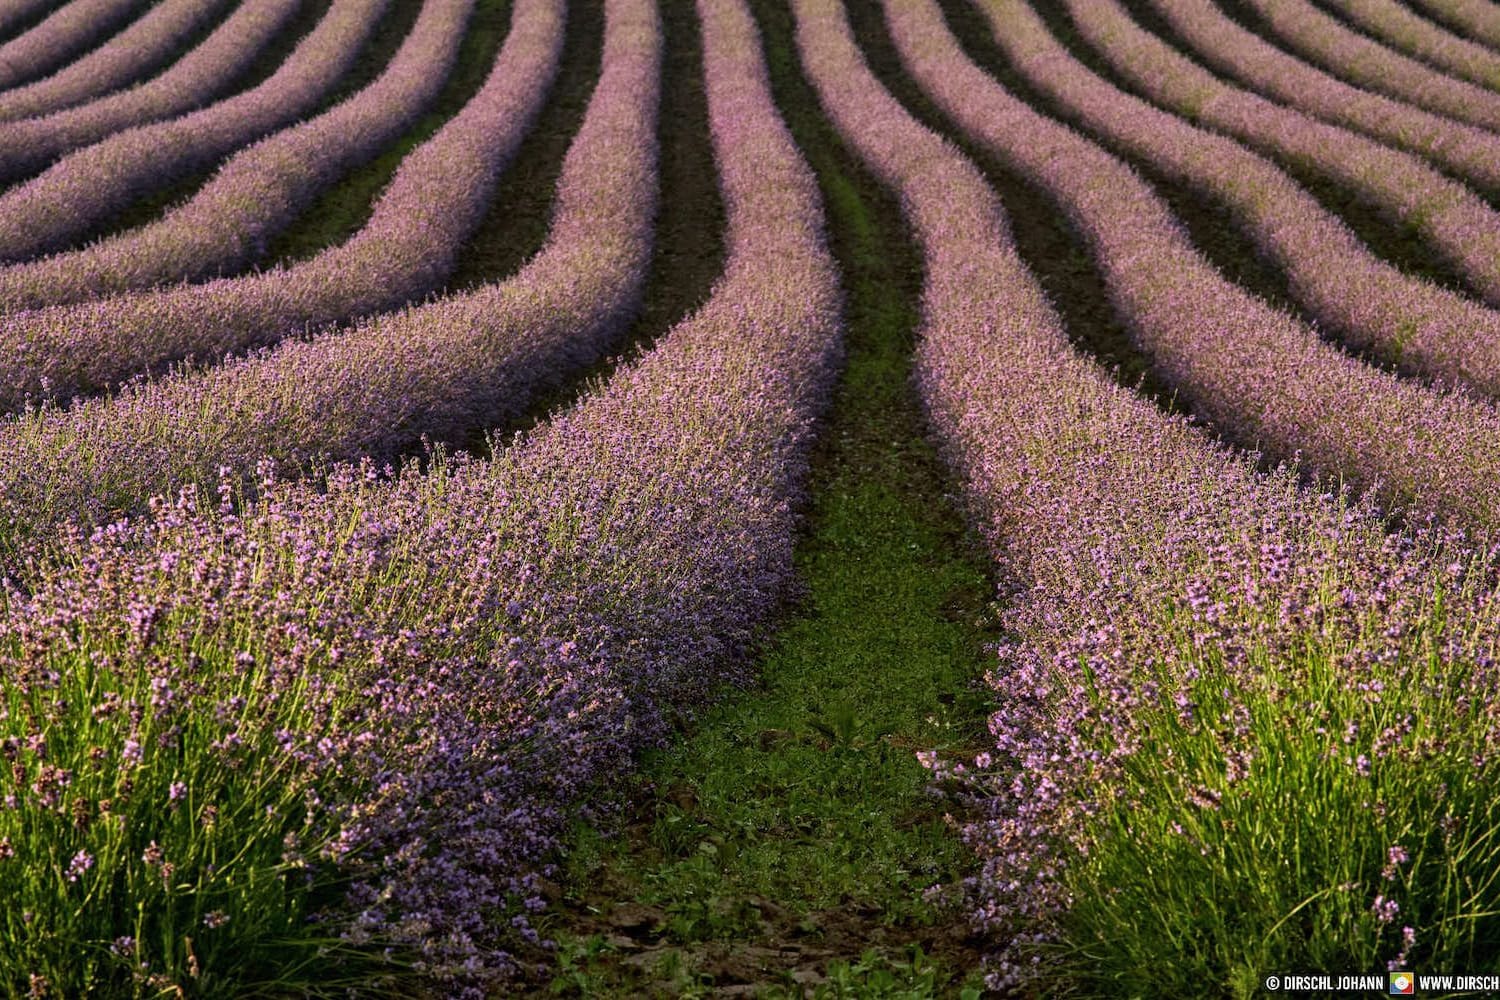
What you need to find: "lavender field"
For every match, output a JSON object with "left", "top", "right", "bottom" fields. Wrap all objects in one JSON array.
[{"left": 6, "top": 0, "right": 1500, "bottom": 995}]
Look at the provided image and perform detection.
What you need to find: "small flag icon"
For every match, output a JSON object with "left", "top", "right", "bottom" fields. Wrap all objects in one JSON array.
[{"left": 1390, "top": 971, "right": 1415, "bottom": 995}]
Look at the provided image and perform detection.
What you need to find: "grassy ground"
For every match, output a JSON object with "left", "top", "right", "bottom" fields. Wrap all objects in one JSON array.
[{"left": 531, "top": 1, "right": 996, "bottom": 996}]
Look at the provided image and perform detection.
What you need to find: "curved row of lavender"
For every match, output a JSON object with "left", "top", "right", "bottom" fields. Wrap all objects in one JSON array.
[
  {"left": 0, "top": 0, "right": 233, "bottom": 122},
  {"left": 0, "top": 0, "right": 390, "bottom": 263},
  {"left": 1236, "top": 0, "right": 1500, "bottom": 131},
  {"left": 0, "top": 0, "right": 303, "bottom": 186},
  {"left": 900, "top": 0, "right": 1500, "bottom": 534},
  {"left": 0, "top": 0, "right": 845, "bottom": 987},
  {"left": 801, "top": 0, "right": 1500, "bottom": 985},
  {"left": 996, "top": 1, "right": 1500, "bottom": 396},
  {"left": 0, "top": 0, "right": 648, "bottom": 552},
  {"left": 0, "top": 0, "right": 476, "bottom": 310},
  {"left": 0, "top": 0, "right": 146, "bottom": 90},
  {"left": 0, "top": 0, "right": 568, "bottom": 412},
  {"left": 1067, "top": 0, "right": 1500, "bottom": 307},
  {"left": 1321, "top": 0, "right": 1500, "bottom": 87},
  {"left": 1144, "top": 0, "right": 1500, "bottom": 196},
  {"left": 1411, "top": 0, "right": 1500, "bottom": 48}
]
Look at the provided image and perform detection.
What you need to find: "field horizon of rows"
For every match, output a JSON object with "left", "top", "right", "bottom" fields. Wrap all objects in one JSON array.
[{"left": 3, "top": 0, "right": 1500, "bottom": 994}]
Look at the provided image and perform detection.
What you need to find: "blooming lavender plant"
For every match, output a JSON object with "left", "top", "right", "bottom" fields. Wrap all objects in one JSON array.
[
  {"left": 1068, "top": 0, "right": 1500, "bottom": 307},
  {"left": 990, "top": 0, "right": 1500, "bottom": 397},
  {"left": 0, "top": 0, "right": 392, "bottom": 262},
  {"left": 1410, "top": 0, "right": 1500, "bottom": 47},
  {"left": 0, "top": 0, "right": 843, "bottom": 991},
  {"left": 1322, "top": 0, "right": 1500, "bottom": 86},
  {"left": 0, "top": 0, "right": 148, "bottom": 90},
  {"left": 893, "top": 0, "right": 1500, "bottom": 535},
  {"left": 1239, "top": 0, "right": 1500, "bottom": 130},
  {"left": 0, "top": 0, "right": 645, "bottom": 552},
  {"left": 0, "top": 0, "right": 483, "bottom": 310},
  {"left": 0, "top": 0, "right": 303, "bottom": 186},
  {"left": 0, "top": 0, "right": 54, "bottom": 40},
  {"left": 802, "top": 0, "right": 1500, "bottom": 988},
  {"left": 1146, "top": 0, "right": 1500, "bottom": 196},
  {"left": 0, "top": 0, "right": 233, "bottom": 122}
]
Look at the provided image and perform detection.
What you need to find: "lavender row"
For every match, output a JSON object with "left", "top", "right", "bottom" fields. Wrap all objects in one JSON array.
[
  {"left": 1067, "top": 0, "right": 1500, "bottom": 309},
  {"left": 1410, "top": 0, "right": 1500, "bottom": 48},
  {"left": 0, "top": 0, "right": 559, "bottom": 411},
  {"left": 1236, "top": 0, "right": 1500, "bottom": 131},
  {"left": 0, "top": 0, "right": 390, "bottom": 263},
  {"left": 0, "top": 0, "right": 477, "bottom": 310},
  {"left": 0, "top": 0, "right": 303, "bottom": 186},
  {"left": 0, "top": 0, "right": 637, "bottom": 550},
  {"left": 1143, "top": 0, "right": 1500, "bottom": 197},
  {"left": 901, "top": 0, "right": 1500, "bottom": 533},
  {"left": 807, "top": 0, "right": 1500, "bottom": 984},
  {"left": 1321, "top": 0, "right": 1500, "bottom": 87},
  {"left": 0, "top": 0, "right": 845, "bottom": 987},
  {"left": 996, "top": 0, "right": 1500, "bottom": 396},
  {"left": 0, "top": 0, "right": 145, "bottom": 90},
  {"left": 0, "top": 0, "right": 232, "bottom": 122}
]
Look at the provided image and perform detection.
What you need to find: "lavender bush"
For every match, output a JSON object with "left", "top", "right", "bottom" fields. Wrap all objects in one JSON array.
[
  {"left": 1411, "top": 0, "right": 1500, "bottom": 47},
  {"left": 0, "top": 0, "right": 645, "bottom": 553},
  {"left": 0, "top": 0, "right": 146, "bottom": 90},
  {"left": 804, "top": 0, "right": 1500, "bottom": 989},
  {"left": 0, "top": 0, "right": 232, "bottom": 122},
  {"left": 1238, "top": 0, "right": 1500, "bottom": 131},
  {"left": 991, "top": 0, "right": 1500, "bottom": 397},
  {"left": 1068, "top": 0, "right": 1500, "bottom": 307},
  {"left": 1146, "top": 0, "right": 1500, "bottom": 196},
  {"left": 0, "top": 0, "right": 562, "bottom": 410},
  {"left": 0, "top": 0, "right": 392, "bottom": 262},
  {"left": 0, "top": 0, "right": 843, "bottom": 991},
  {"left": 893, "top": 0, "right": 1500, "bottom": 535},
  {"left": 0, "top": 0, "right": 303, "bottom": 186},
  {"left": 1322, "top": 0, "right": 1500, "bottom": 87},
  {"left": 0, "top": 0, "right": 53, "bottom": 40},
  {"left": 0, "top": 0, "right": 482, "bottom": 310}
]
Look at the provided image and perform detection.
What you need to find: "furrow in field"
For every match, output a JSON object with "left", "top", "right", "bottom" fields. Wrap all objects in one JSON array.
[
  {"left": 0, "top": 0, "right": 234, "bottom": 121},
  {"left": 1233, "top": 0, "right": 1500, "bottom": 131},
  {"left": 895, "top": 0, "right": 1500, "bottom": 533},
  {"left": 1142, "top": 0, "right": 1500, "bottom": 196},
  {"left": 0, "top": 0, "right": 304, "bottom": 185},
  {"left": 1067, "top": 0, "right": 1500, "bottom": 307},
  {"left": 0, "top": 0, "right": 483, "bottom": 309},
  {"left": 802, "top": 0, "right": 1500, "bottom": 988},
  {"left": 992, "top": 0, "right": 1500, "bottom": 396},
  {"left": 1321, "top": 0, "right": 1500, "bottom": 87},
  {"left": 0, "top": 0, "right": 843, "bottom": 988},
  {"left": 0, "top": 0, "right": 625, "bottom": 547},
  {"left": 0, "top": 0, "right": 391, "bottom": 262},
  {"left": 0, "top": 0, "right": 147, "bottom": 90}
]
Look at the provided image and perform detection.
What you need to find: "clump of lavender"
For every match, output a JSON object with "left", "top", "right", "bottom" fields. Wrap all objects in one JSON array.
[
  {"left": 0, "top": 0, "right": 841, "bottom": 991},
  {"left": 0, "top": 0, "right": 389, "bottom": 262},
  {"left": 0, "top": 0, "right": 488, "bottom": 312},
  {"left": 803, "top": 0, "right": 1500, "bottom": 990},
  {"left": 0, "top": 0, "right": 650, "bottom": 558},
  {"left": 0, "top": 0, "right": 230, "bottom": 123},
  {"left": 0, "top": 0, "right": 300, "bottom": 183},
  {"left": 0, "top": 0, "right": 147, "bottom": 92},
  {"left": 1144, "top": 0, "right": 1500, "bottom": 193},
  {"left": 1241, "top": 0, "right": 1500, "bottom": 130}
]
